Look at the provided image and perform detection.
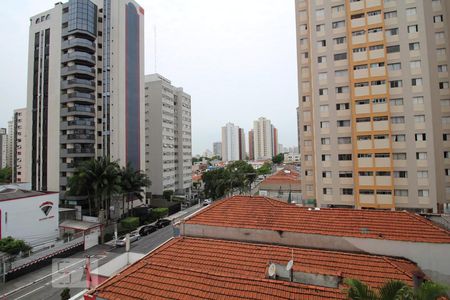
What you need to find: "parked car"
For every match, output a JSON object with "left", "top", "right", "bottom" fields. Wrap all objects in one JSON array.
[
  {"left": 139, "top": 225, "right": 157, "bottom": 236},
  {"left": 202, "top": 199, "right": 212, "bottom": 206},
  {"left": 115, "top": 232, "right": 141, "bottom": 247},
  {"left": 155, "top": 218, "right": 171, "bottom": 228}
]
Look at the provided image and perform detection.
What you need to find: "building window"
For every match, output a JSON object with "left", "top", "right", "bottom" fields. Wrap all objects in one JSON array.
[
  {"left": 334, "top": 37, "right": 346, "bottom": 45},
  {"left": 438, "top": 65, "right": 448, "bottom": 72},
  {"left": 335, "top": 69, "right": 348, "bottom": 77},
  {"left": 317, "top": 40, "right": 326, "bottom": 47},
  {"left": 407, "top": 25, "right": 419, "bottom": 33},
  {"left": 412, "top": 78, "right": 423, "bottom": 86},
  {"left": 418, "top": 189, "right": 429, "bottom": 197},
  {"left": 336, "top": 103, "right": 350, "bottom": 110},
  {"left": 415, "top": 133, "right": 427, "bottom": 141},
  {"left": 323, "top": 188, "right": 332, "bottom": 195},
  {"left": 390, "top": 98, "right": 404, "bottom": 106},
  {"left": 338, "top": 154, "right": 352, "bottom": 161},
  {"left": 436, "top": 32, "right": 445, "bottom": 40},
  {"left": 320, "top": 121, "right": 330, "bottom": 128},
  {"left": 394, "top": 189, "right": 408, "bottom": 197},
  {"left": 322, "top": 171, "right": 332, "bottom": 178},
  {"left": 386, "top": 28, "right": 399, "bottom": 37},
  {"left": 410, "top": 60, "right": 421, "bottom": 69},
  {"left": 437, "top": 48, "right": 446, "bottom": 56},
  {"left": 316, "top": 8, "right": 325, "bottom": 18},
  {"left": 434, "top": 15, "right": 444, "bottom": 23},
  {"left": 390, "top": 80, "right": 403, "bottom": 88},
  {"left": 413, "top": 96, "right": 424, "bottom": 104},
  {"left": 316, "top": 24, "right": 325, "bottom": 32},
  {"left": 393, "top": 134, "right": 406, "bottom": 142},
  {"left": 337, "top": 120, "right": 350, "bottom": 127},
  {"left": 387, "top": 45, "right": 400, "bottom": 53},
  {"left": 332, "top": 21, "right": 345, "bottom": 29},
  {"left": 391, "top": 116, "right": 405, "bottom": 124},
  {"left": 393, "top": 171, "right": 408, "bottom": 178},
  {"left": 319, "top": 104, "right": 329, "bottom": 112},
  {"left": 334, "top": 53, "right": 347, "bottom": 61},
  {"left": 439, "top": 82, "right": 449, "bottom": 89},
  {"left": 339, "top": 171, "right": 352, "bottom": 178},
  {"left": 336, "top": 86, "right": 349, "bottom": 94},
  {"left": 341, "top": 188, "right": 353, "bottom": 195},
  {"left": 406, "top": 7, "right": 417, "bottom": 16},
  {"left": 409, "top": 42, "right": 420, "bottom": 51},
  {"left": 416, "top": 152, "right": 427, "bottom": 160},
  {"left": 321, "top": 138, "right": 331, "bottom": 145},
  {"left": 318, "top": 56, "right": 327, "bottom": 63},
  {"left": 393, "top": 153, "right": 407, "bottom": 160},
  {"left": 322, "top": 154, "right": 331, "bottom": 161},
  {"left": 388, "top": 63, "right": 401, "bottom": 71},
  {"left": 384, "top": 11, "right": 397, "bottom": 19},
  {"left": 414, "top": 115, "right": 425, "bottom": 123},
  {"left": 319, "top": 88, "right": 328, "bottom": 95}
]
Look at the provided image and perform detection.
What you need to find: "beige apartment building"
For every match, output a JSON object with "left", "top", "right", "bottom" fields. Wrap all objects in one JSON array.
[
  {"left": 144, "top": 74, "right": 192, "bottom": 196},
  {"left": 296, "top": 0, "right": 450, "bottom": 212},
  {"left": 11, "top": 108, "right": 29, "bottom": 183}
]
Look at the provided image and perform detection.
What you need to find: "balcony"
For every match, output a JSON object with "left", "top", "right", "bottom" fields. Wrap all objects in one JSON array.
[
  {"left": 61, "top": 148, "right": 95, "bottom": 158},
  {"left": 355, "top": 104, "right": 370, "bottom": 114},
  {"left": 355, "top": 86, "right": 370, "bottom": 97},
  {"left": 62, "top": 133, "right": 95, "bottom": 143},
  {"left": 360, "top": 194, "right": 375, "bottom": 204},
  {"left": 377, "top": 194, "right": 393, "bottom": 205},
  {"left": 373, "top": 120, "right": 389, "bottom": 131},
  {"left": 376, "top": 176, "right": 392, "bottom": 186},
  {"left": 61, "top": 78, "right": 95, "bottom": 91},
  {"left": 368, "top": 31, "right": 383, "bottom": 42},
  {"left": 369, "top": 49, "right": 384, "bottom": 60},
  {"left": 374, "top": 138, "right": 389, "bottom": 149},
  {"left": 61, "top": 65, "right": 95, "bottom": 77},
  {"left": 61, "top": 105, "right": 95, "bottom": 117},
  {"left": 62, "top": 38, "right": 95, "bottom": 52},
  {"left": 357, "top": 140, "right": 372, "bottom": 150},
  {"left": 351, "top": 18, "right": 365, "bottom": 28},
  {"left": 61, "top": 52, "right": 95, "bottom": 65},
  {"left": 61, "top": 92, "right": 96, "bottom": 104},
  {"left": 356, "top": 121, "right": 371, "bottom": 132},
  {"left": 352, "top": 34, "right": 367, "bottom": 45},
  {"left": 373, "top": 103, "right": 388, "bottom": 113},
  {"left": 354, "top": 69, "right": 368, "bottom": 79},
  {"left": 358, "top": 157, "right": 373, "bottom": 167},
  {"left": 375, "top": 157, "right": 391, "bottom": 167},
  {"left": 352, "top": 51, "right": 367, "bottom": 62},
  {"left": 350, "top": 0, "right": 364, "bottom": 11},
  {"left": 359, "top": 176, "right": 374, "bottom": 186},
  {"left": 366, "top": 0, "right": 381, "bottom": 8},
  {"left": 62, "top": 119, "right": 95, "bottom": 130},
  {"left": 367, "top": 14, "right": 382, "bottom": 25},
  {"left": 371, "top": 84, "right": 387, "bottom": 95},
  {"left": 370, "top": 66, "right": 386, "bottom": 77}
]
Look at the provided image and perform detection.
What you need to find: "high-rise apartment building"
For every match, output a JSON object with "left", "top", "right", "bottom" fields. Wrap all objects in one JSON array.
[
  {"left": 248, "top": 130, "right": 254, "bottom": 160},
  {"left": 144, "top": 74, "right": 192, "bottom": 196},
  {"left": 0, "top": 128, "right": 7, "bottom": 169},
  {"left": 221, "top": 123, "right": 245, "bottom": 162},
  {"left": 6, "top": 120, "right": 14, "bottom": 168},
  {"left": 11, "top": 108, "right": 29, "bottom": 183},
  {"left": 296, "top": 0, "right": 450, "bottom": 212},
  {"left": 251, "top": 117, "right": 278, "bottom": 160},
  {"left": 213, "top": 142, "right": 222, "bottom": 158},
  {"left": 26, "top": 0, "right": 145, "bottom": 205}
]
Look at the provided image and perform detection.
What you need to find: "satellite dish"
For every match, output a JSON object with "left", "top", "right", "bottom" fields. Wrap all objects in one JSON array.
[
  {"left": 286, "top": 259, "right": 294, "bottom": 271},
  {"left": 268, "top": 263, "right": 276, "bottom": 277}
]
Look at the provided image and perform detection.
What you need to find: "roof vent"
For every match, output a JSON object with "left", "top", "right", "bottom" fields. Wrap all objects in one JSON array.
[
  {"left": 360, "top": 227, "right": 370, "bottom": 234},
  {"left": 266, "top": 262, "right": 341, "bottom": 288},
  {"left": 314, "top": 207, "right": 320, "bottom": 211}
]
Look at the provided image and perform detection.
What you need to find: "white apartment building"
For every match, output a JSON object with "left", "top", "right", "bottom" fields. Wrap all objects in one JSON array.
[
  {"left": 251, "top": 117, "right": 278, "bottom": 160},
  {"left": 144, "top": 74, "right": 192, "bottom": 196},
  {"left": 296, "top": 0, "right": 450, "bottom": 212},
  {"left": 11, "top": 108, "right": 29, "bottom": 183},
  {"left": 0, "top": 128, "right": 7, "bottom": 169},
  {"left": 6, "top": 120, "right": 13, "bottom": 168},
  {"left": 213, "top": 142, "right": 222, "bottom": 157},
  {"left": 26, "top": 0, "right": 145, "bottom": 208},
  {"left": 221, "top": 123, "right": 245, "bottom": 162}
]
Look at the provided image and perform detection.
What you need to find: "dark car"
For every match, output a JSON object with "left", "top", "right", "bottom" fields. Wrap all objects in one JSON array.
[
  {"left": 139, "top": 225, "right": 157, "bottom": 236},
  {"left": 155, "top": 218, "right": 171, "bottom": 228}
]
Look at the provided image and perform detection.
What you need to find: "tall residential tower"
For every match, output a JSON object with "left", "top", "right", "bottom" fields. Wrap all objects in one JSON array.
[
  {"left": 251, "top": 117, "right": 278, "bottom": 160},
  {"left": 296, "top": 0, "right": 450, "bottom": 212},
  {"left": 27, "top": 0, "right": 145, "bottom": 206}
]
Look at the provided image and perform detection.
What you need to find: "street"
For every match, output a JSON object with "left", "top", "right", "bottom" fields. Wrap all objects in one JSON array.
[{"left": 0, "top": 204, "right": 201, "bottom": 300}]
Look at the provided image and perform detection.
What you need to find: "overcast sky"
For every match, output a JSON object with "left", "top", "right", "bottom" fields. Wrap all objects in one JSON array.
[{"left": 0, "top": 0, "right": 298, "bottom": 156}]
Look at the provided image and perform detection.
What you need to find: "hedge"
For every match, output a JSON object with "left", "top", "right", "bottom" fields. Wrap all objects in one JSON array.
[
  {"left": 120, "top": 217, "right": 140, "bottom": 232},
  {"left": 151, "top": 208, "right": 168, "bottom": 220}
]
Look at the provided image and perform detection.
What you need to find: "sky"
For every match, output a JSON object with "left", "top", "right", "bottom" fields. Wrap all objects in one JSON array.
[{"left": 0, "top": 0, "right": 299, "bottom": 156}]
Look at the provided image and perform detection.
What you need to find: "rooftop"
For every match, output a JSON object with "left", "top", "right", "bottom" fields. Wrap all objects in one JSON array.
[
  {"left": 261, "top": 168, "right": 301, "bottom": 185},
  {"left": 185, "top": 196, "right": 450, "bottom": 243},
  {"left": 0, "top": 188, "right": 48, "bottom": 201},
  {"left": 87, "top": 237, "right": 422, "bottom": 300}
]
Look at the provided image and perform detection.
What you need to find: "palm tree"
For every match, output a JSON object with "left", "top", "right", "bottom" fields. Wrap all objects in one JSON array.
[
  {"left": 119, "top": 163, "right": 151, "bottom": 216},
  {"left": 345, "top": 278, "right": 449, "bottom": 300},
  {"left": 68, "top": 157, "right": 121, "bottom": 220}
]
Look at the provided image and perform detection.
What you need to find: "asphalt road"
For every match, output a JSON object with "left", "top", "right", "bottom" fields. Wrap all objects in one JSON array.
[{"left": 1, "top": 225, "right": 176, "bottom": 300}]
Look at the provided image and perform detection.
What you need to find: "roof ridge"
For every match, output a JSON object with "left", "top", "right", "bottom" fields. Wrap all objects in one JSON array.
[
  {"left": 381, "top": 257, "right": 415, "bottom": 281},
  {"left": 406, "top": 211, "right": 450, "bottom": 237}
]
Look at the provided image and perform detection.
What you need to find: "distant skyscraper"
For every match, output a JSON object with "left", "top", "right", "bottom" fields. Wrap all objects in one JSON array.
[
  {"left": 0, "top": 128, "right": 7, "bottom": 169},
  {"left": 248, "top": 130, "right": 254, "bottom": 161},
  {"left": 213, "top": 142, "right": 222, "bottom": 157},
  {"left": 6, "top": 120, "right": 13, "bottom": 168},
  {"left": 144, "top": 74, "right": 192, "bottom": 196},
  {"left": 295, "top": 0, "right": 450, "bottom": 212},
  {"left": 221, "top": 123, "right": 245, "bottom": 162},
  {"left": 251, "top": 117, "right": 278, "bottom": 160},
  {"left": 27, "top": 0, "right": 145, "bottom": 206}
]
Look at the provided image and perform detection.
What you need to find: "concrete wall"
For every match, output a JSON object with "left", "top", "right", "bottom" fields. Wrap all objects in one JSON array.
[{"left": 182, "top": 223, "right": 450, "bottom": 283}]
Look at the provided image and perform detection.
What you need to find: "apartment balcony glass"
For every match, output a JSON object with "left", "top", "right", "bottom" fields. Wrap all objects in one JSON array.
[
  {"left": 61, "top": 52, "right": 96, "bottom": 65},
  {"left": 61, "top": 65, "right": 95, "bottom": 77}
]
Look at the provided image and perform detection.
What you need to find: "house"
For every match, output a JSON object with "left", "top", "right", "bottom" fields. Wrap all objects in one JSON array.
[{"left": 258, "top": 168, "right": 301, "bottom": 203}]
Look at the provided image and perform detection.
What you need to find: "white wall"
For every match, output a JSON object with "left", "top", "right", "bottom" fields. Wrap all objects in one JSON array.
[{"left": 0, "top": 193, "right": 59, "bottom": 247}]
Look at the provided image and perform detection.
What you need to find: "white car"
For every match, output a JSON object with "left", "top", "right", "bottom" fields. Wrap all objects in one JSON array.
[
  {"left": 203, "top": 199, "right": 212, "bottom": 206},
  {"left": 115, "top": 232, "right": 141, "bottom": 247}
]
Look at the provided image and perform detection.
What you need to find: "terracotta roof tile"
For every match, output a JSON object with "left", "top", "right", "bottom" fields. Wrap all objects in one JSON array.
[
  {"left": 88, "top": 237, "right": 422, "bottom": 300},
  {"left": 185, "top": 196, "right": 450, "bottom": 243}
]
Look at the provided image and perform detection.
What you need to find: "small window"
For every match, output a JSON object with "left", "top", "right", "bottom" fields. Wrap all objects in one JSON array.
[
  {"left": 407, "top": 25, "right": 419, "bottom": 33},
  {"left": 384, "top": 11, "right": 397, "bottom": 19},
  {"left": 409, "top": 42, "right": 420, "bottom": 51},
  {"left": 406, "top": 7, "right": 417, "bottom": 16},
  {"left": 334, "top": 53, "right": 347, "bottom": 61},
  {"left": 434, "top": 15, "right": 444, "bottom": 23},
  {"left": 438, "top": 65, "right": 448, "bottom": 72},
  {"left": 387, "top": 45, "right": 400, "bottom": 53}
]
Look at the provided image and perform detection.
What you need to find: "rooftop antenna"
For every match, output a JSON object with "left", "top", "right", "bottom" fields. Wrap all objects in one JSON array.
[
  {"left": 286, "top": 249, "right": 294, "bottom": 271},
  {"left": 268, "top": 263, "right": 276, "bottom": 277}
]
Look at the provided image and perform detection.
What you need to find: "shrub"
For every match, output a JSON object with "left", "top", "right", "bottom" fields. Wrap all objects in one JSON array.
[
  {"left": 120, "top": 217, "right": 139, "bottom": 232},
  {"left": 0, "top": 236, "right": 32, "bottom": 256},
  {"left": 152, "top": 208, "right": 168, "bottom": 219}
]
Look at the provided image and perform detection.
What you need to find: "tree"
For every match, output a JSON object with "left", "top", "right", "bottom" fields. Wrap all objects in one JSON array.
[
  {"left": 163, "top": 190, "right": 174, "bottom": 201},
  {"left": 203, "top": 168, "right": 230, "bottom": 200},
  {"left": 345, "top": 278, "right": 449, "bottom": 300},
  {"left": 119, "top": 163, "right": 150, "bottom": 216},
  {"left": 226, "top": 161, "right": 257, "bottom": 194},
  {"left": 0, "top": 237, "right": 32, "bottom": 256},
  {"left": 0, "top": 167, "right": 12, "bottom": 183},
  {"left": 68, "top": 157, "right": 121, "bottom": 220},
  {"left": 257, "top": 162, "right": 272, "bottom": 175},
  {"left": 60, "top": 288, "right": 71, "bottom": 300},
  {"left": 272, "top": 153, "right": 284, "bottom": 164}
]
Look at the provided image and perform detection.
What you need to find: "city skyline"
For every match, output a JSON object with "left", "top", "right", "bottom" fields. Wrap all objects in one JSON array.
[{"left": 0, "top": 0, "right": 298, "bottom": 156}]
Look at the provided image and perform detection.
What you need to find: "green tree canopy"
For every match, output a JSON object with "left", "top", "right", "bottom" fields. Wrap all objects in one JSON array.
[
  {"left": 257, "top": 162, "right": 272, "bottom": 175},
  {"left": 0, "top": 236, "right": 31, "bottom": 256},
  {"left": 0, "top": 167, "right": 12, "bottom": 183},
  {"left": 272, "top": 153, "right": 284, "bottom": 164},
  {"left": 345, "top": 278, "right": 449, "bottom": 300}
]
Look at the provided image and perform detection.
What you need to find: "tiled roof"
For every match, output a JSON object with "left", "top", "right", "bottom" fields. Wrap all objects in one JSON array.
[
  {"left": 185, "top": 196, "right": 450, "bottom": 243},
  {"left": 88, "top": 237, "right": 422, "bottom": 300},
  {"left": 262, "top": 168, "right": 301, "bottom": 185}
]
